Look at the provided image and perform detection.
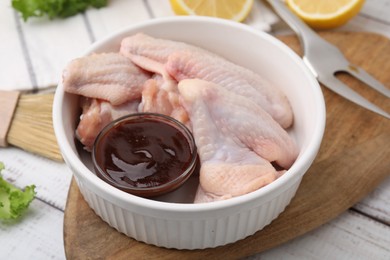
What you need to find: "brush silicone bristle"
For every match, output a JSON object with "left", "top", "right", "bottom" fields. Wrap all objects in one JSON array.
[{"left": 6, "top": 93, "right": 63, "bottom": 161}]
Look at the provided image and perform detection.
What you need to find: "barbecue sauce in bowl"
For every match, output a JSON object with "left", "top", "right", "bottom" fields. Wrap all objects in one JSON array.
[{"left": 92, "top": 113, "right": 198, "bottom": 198}]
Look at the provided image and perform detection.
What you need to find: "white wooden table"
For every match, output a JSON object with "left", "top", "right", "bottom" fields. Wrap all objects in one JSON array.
[{"left": 1, "top": 1, "right": 389, "bottom": 259}]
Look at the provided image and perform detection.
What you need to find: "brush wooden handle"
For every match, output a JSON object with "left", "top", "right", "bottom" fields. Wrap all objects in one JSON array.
[{"left": 0, "top": 90, "right": 20, "bottom": 146}]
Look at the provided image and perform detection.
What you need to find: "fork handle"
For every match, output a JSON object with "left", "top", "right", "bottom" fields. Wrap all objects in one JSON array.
[{"left": 267, "top": 0, "right": 323, "bottom": 56}]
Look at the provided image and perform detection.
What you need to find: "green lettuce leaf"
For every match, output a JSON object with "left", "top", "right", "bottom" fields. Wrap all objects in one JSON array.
[
  {"left": 12, "top": 0, "right": 108, "bottom": 21},
  {"left": 0, "top": 162, "right": 36, "bottom": 220}
]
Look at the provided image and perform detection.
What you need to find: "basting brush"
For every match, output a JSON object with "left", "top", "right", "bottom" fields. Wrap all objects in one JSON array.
[{"left": 0, "top": 90, "right": 62, "bottom": 161}]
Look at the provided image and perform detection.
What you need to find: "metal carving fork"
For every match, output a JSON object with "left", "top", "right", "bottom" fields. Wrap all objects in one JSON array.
[{"left": 267, "top": 0, "right": 390, "bottom": 119}]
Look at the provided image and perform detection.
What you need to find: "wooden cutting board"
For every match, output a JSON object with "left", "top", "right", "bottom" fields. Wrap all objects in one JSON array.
[{"left": 64, "top": 32, "right": 390, "bottom": 259}]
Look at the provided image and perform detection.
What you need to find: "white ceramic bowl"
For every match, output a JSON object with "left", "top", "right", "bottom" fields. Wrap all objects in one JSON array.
[{"left": 53, "top": 16, "right": 326, "bottom": 250}]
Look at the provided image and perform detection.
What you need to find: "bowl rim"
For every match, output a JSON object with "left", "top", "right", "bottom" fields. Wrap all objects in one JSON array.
[{"left": 53, "top": 16, "right": 326, "bottom": 214}]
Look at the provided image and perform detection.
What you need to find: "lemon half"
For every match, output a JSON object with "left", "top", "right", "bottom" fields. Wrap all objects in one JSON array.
[
  {"left": 169, "top": 0, "right": 254, "bottom": 22},
  {"left": 286, "top": 0, "right": 365, "bottom": 29}
]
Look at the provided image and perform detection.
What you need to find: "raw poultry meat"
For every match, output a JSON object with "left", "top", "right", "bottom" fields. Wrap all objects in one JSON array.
[
  {"left": 140, "top": 79, "right": 189, "bottom": 124},
  {"left": 76, "top": 97, "right": 139, "bottom": 150},
  {"left": 122, "top": 50, "right": 189, "bottom": 124},
  {"left": 63, "top": 33, "right": 298, "bottom": 203},
  {"left": 120, "top": 33, "right": 293, "bottom": 128},
  {"left": 120, "top": 33, "right": 214, "bottom": 64},
  {"left": 166, "top": 51, "right": 293, "bottom": 128},
  {"left": 63, "top": 52, "right": 150, "bottom": 105},
  {"left": 177, "top": 79, "right": 298, "bottom": 202}
]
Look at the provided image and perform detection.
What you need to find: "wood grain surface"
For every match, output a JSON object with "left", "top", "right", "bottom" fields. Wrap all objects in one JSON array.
[{"left": 64, "top": 32, "right": 390, "bottom": 259}]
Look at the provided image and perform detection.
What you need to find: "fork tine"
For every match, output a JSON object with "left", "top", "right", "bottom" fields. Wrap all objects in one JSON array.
[
  {"left": 319, "top": 76, "right": 390, "bottom": 119},
  {"left": 344, "top": 64, "right": 390, "bottom": 98}
]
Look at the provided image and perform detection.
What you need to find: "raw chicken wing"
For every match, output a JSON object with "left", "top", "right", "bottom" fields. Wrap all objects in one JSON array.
[
  {"left": 120, "top": 33, "right": 293, "bottom": 127},
  {"left": 167, "top": 51, "right": 293, "bottom": 128},
  {"left": 120, "top": 33, "right": 214, "bottom": 64},
  {"left": 63, "top": 53, "right": 150, "bottom": 105},
  {"left": 76, "top": 97, "right": 139, "bottom": 150},
  {"left": 178, "top": 79, "right": 298, "bottom": 202}
]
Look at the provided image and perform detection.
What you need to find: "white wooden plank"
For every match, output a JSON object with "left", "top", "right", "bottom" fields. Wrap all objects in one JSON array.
[
  {"left": 353, "top": 176, "right": 390, "bottom": 225},
  {"left": 0, "top": 147, "right": 72, "bottom": 211},
  {"left": 360, "top": 0, "right": 390, "bottom": 23},
  {"left": 338, "top": 15, "right": 390, "bottom": 39},
  {"left": 0, "top": 199, "right": 65, "bottom": 260},
  {"left": 248, "top": 210, "right": 390, "bottom": 259},
  {"left": 0, "top": 4, "right": 32, "bottom": 90},
  {"left": 18, "top": 14, "right": 91, "bottom": 89},
  {"left": 85, "top": 0, "right": 151, "bottom": 42},
  {"left": 245, "top": 0, "right": 280, "bottom": 32},
  {"left": 147, "top": 0, "right": 175, "bottom": 18}
]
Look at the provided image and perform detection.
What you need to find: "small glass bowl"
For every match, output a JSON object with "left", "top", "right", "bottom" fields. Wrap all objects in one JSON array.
[{"left": 92, "top": 113, "right": 198, "bottom": 198}]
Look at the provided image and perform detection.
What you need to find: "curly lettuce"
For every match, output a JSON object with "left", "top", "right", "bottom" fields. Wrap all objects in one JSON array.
[
  {"left": 12, "top": 0, "right": 108, "bottom": 21},
  {"left": 0, "top": 162, "right": 36, "bottom": 220}
]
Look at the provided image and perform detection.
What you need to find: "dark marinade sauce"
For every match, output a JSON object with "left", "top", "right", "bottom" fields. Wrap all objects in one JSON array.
[{"left": 94, "top": 117, "right": 193, "bottom": 189}]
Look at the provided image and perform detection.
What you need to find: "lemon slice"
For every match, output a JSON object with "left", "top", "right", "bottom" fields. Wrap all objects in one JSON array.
[
  {"left": 169, "top": 0, "right": 254, "bottom": 22},
  {"left": 286, "top": 0, "right": 365, "bottom": 29}
]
